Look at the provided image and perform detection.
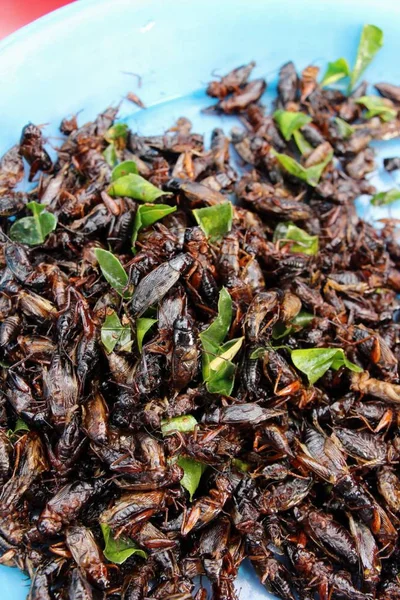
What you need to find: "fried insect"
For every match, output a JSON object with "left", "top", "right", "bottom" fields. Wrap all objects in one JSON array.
[
  {"left": 65, "top": 526, "right": 109, "bottom": 589},
  {"left": 19, "top": 124, "right": 52, "bottom": 181}
]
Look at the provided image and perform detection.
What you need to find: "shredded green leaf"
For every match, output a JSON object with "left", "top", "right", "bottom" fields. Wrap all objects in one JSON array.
[
  {"left": 250, "top": 347, "right": 267, "bottom": 360},
  {"left": 103, "top": 144, "right": 118, "bottom": 167},
  {"left": 272, "top": 149, "right": 333, "bottom": 187},
  {"left": 350, "top": 24, "right": 384, "bottom": 90},
  {"left": 94, "top": 249, "right": 131, "bottom": 298},
  {"left": 272, "top": 311, "right": 315, "bottom": 340},
  {"left": 111, "top": 160, "right": 138, "bottom": 181},
  {"left": 199, "top": 288, "right": 232, "bottom": 381},
  {"left": 161, "top": 415, "right": 198, "bottom": 436},
  {"left": 176, "top": 457, "right": 207, "bottom": 500},
  {"left": 100, "top": 523, "right": 147, "bottom": 564},
  {"left": 320, "top": 58, "right": 351, "bottom": 87},
  {"left": 7, "top": 418, "right": 30, "bottom": 439},
  {"left": 370, "top": 189, "right": 400, "bottom": 206},
  {"left": 273, "top": 110, "right": 312, "bottom": 141},
  {"left": 232, "top": 458, "right": 250, "bottom": 472},
  {"left": 200, "top": 288, "right": 232, "bottom": 353},
  {"left": 206, "top": 337, "right": 244, "bottom": 396},
  {"left": 293, "top": 130, "right": 313, "bottom": 156},
  {"left": 208, "top": 337, "right": 244, "bottom": 372},
  {"left": 101, "top": 311, "right": 131, "bottom": 354},
  {"left": 136, "top": 317, "right": 157, "bottom": 353},
  {"left": 10, "top": 201, "right": 57, "bottom": 246},
  {"left": 192, "top": 202, "right": 233, "bottom": 240},
  {"left": 334, "top": 117, "right": 355, "bottom": 139},
  {"left": 320, "top": 25, "right": 383, "bottom": 93},
  {"left": 206, "top": 360, "right": 237, "bottom": 395},
  {"left": 108, "top": 173, "right": 168, "bottom": 202},
  {"left": 104, "top": 123, "right": 128, "bottom": 145},
  {"left": 199, "top": 288, "right": 242, "bottom": 395},
  {"left": 291, "top": 348, "right": 363, "bottom": 385},
  {"left": 355, "top": 95, "right": 397, "bottom": 122},
  {"left": 273, "top": 223, "right": 319, "bottom": 255},
  {"left": 292, "top": 311, "right": 315, "bottom": 328},
  {"left": 132, "top": 204, "right": 177, "bottom": 248},
  {"left": 271, "top": 323, "right": 292, "bottom": 340}
]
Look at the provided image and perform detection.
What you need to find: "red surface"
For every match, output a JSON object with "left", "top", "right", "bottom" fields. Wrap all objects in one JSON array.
[{"left": 0, "top": 0, "right": 75, "bottom": 40}]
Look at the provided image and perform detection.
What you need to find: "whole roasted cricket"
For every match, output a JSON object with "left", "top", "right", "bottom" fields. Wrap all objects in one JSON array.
[{"left": 1, "top": 23, "right": 400, "bottom": 600}]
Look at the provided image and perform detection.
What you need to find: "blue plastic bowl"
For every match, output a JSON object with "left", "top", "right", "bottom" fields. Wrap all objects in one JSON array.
[{"left": 0, "top": 0, "right": 400, "bottom": 597}]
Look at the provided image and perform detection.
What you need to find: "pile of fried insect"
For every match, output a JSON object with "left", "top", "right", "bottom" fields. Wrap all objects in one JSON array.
[{"left": 1, "top": 23, "right": 400, "bottom": 600}]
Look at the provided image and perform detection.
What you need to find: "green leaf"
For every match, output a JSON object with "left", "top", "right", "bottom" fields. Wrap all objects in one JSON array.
[
  {"left": 132, "top": 204, "right": 177, "bottom": 247},
  {"left": 27, "top": 201, "right": 45, "bottom": 218},
  {"left": 199, "top": 288, "right": 232, "bottom": 380},
  {"left": 111, "top": 160, "right": 138, "bottom": 182},
  {"left": 272, "top": 310, "right": 314, "bottom": 340},
  {"left": 101, "top": 311, "right": 131, "bottom": 354},
  {"left": 35, "top": 211, "right": 56, "bottom": 237},
  {"left": 250, "top": 347, "right": 266, "bottom": 360},
  {"left": 304, "top": 153, "right": 334, "bottom": 186},
  {"left": 291, "top": 348, "right": 363, "bottom": 385},
  {"left": 321, "top": 26, "right": 384, "bottom": 95},
  {"left": 206, "top": 359, "right": 237, "bottom": 395},
  {"left": 192, "top": 202, "right": 233, "bottom": 241},
  {"left": 355, "top": 95, "right": 396, "bottom": 122},
  {"left": 108, "top": 173, "right": 167, "bottom": 202},
  {"left": 199, "top": 288, "right": 240, "bottom": 395},
  {"left": 136, "top": 317, "right": 157, "bottom": 353},
  {"left": 200, "top": 288, "right": 232, "bottom": 349},
  {"left": 232, "top": 458, "right": 250, "bottom": 472},
  {"left": 161, "top": 415, "right": 198, "bottom": 436},
  {"left": 293, "top": 130, "right": 313, "bottom": 156},
  {"left": 10, "top": 201, "right": 57, "bottom": 246},
  {"left": 320, "top": 58, "right": 351, "bottom": 87},
  {"left": 7, "top": 418, "right": 30, "bottom": 438},
  {"left": 208, "top": 337, "right": 244, "bottom": 372},
  {"left": 350, "top": 24, "right": 384, "bottom": 91},
  {"left": 272, "top": 150, "right": 310, "bottom": 180},
  {"left": 370, "top": 189, "right": 400, "bottom": 207},
  {"left": 14, "top": 418, "right": 30, "bottom": 433},
  {"left": 271, "top": 323, "right": 293, "bottom": 340},
  {"left": 100, "top": 523, "right": 146, "bottom": 564},
  {"left": 103, "top": 144, "right": 118, "bottom": 167},
  {"left": 206, "top": 337, "right": 243, "bottom": 396},
  {"left": 292, "top": 311, "right": 315, "bottom": 328},
  {"left": 176, "top": 457, "right": 206, "bottom": 500},
  {"left": 94, "top": 248, "right": 131, "bottom": 298},
  {"left": 273, "top": 223, "right": 319, "bottom": 255},
  {"left": 104, "top": 123, "right": 128, "bottom": 144},
  {"left": 334, "top": 117, "right": 355, "bottom": 139},
  {"left": 273, "top": 110, "right": 312, "bottom": 141},
  {"left": 272, "top": 149, "right": 333, "bottom": 187},
  {"left": 199, "top": 334, "right": 219, "bottom": 382}
]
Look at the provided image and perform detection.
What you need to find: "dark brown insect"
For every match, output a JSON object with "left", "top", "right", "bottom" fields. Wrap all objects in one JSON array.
[
  {"left": 19, "top": 123, "right": 52, "bottom": 181},
  {"left": 38, "top": 481, "right": 94, "bottom": 536},
  {"left": 65, "top": 525, "right": 109, "bottom": 589},
  {"left": 277, "top": 61, "right": 298, "bottom": 106},
  {"left": 206, "top": 61, "right": 256, "bottom": 99}
]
